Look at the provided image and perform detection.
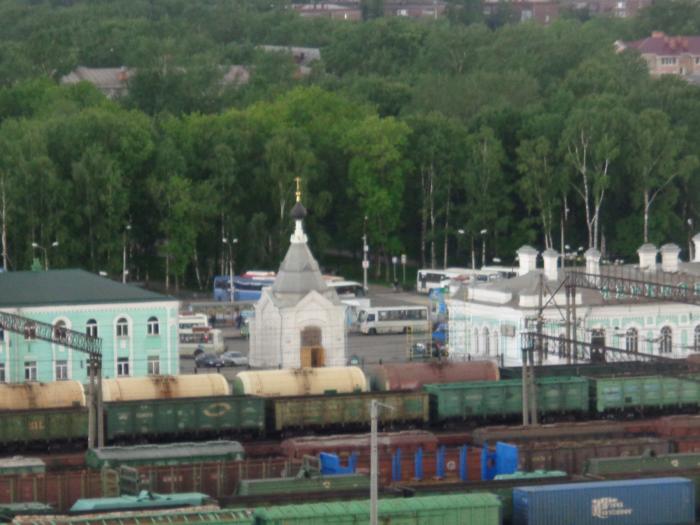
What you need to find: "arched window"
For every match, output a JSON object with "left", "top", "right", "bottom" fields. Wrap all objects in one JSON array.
[
  {"left": 660, "top": 326, "right": 672, "bottom": 354},
  {"left": 625, "top": 328, "right": 638, "bottom": 353},
  {"left": 116, "top": 317, "right": 129, "bottom": 338},
  {"left": 86, "top": 319, "right": 98, "bottom": 338},
  {"left": 147, "top": 316, "right": 159, "bottom": 336},
  {"left": 483, "top": 328, "right": 490, "bottom": 356},
  {"left": 694, "top": 325, "right": 700, "bottom": 353},
  {"left": 53, "top": 320, "right": 67, "bottom": 341},
  {"left": 473, "top": 328, "right": 479, "bottom": 354}
]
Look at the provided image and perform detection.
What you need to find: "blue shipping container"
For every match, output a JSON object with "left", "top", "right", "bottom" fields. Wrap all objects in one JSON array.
[{"left": 513, "top": 477, "right": 695, "bottom": 525}]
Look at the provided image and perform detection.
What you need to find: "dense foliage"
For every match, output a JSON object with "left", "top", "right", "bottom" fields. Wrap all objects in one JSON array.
[{"left": 0, "top": 0, "right": 699, "bottom": 288}]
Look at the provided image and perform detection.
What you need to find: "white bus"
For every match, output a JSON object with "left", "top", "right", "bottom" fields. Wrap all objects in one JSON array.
[
  {"left": 327, "top": 280, "right": 366, "bottom": 298},
  {"left": 358, "top": 306, "right": 430, "bottom": 335},
  {"left": 416, "top": 268, "right": 475, "bottom": 294},
  {"left": 178, "top": 314, "right": 224, "bottom": 355}
]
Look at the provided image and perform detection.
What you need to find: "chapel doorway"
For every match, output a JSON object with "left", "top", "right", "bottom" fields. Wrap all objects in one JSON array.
[{"left": 300, "top": 326, "right": 325, "bottom": 367}]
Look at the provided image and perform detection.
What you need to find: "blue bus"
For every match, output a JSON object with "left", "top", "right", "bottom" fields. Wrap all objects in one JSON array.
[{"left": 213, "top": 272, "right": 275, "bottom": 302}]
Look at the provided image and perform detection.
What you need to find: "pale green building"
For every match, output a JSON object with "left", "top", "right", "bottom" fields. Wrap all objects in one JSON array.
[{"left": 0, "top": 270, "right": 179, "bottom": 383}]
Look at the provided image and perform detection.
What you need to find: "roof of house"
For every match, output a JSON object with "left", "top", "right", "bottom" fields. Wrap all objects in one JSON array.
[
  {"left": 623, "top": 32, "right": 700, "bottom": 55},
  {"left": 0, "top": 269, "right": 173, "bottom": 308}
]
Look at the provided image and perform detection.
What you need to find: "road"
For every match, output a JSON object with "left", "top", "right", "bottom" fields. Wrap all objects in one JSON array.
[{"left": 180, "top": 284, "right": 433, "bottom": 379}]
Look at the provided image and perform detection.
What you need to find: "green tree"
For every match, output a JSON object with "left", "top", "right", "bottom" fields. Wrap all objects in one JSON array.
[
  {"left": 462, "top": 126, "right": 507, "bottom": 268},
  {"left": 344, "top": 115, "right": 410, "bottom": 280},
  {"left": 561, "top": 96, "right": 628, "bottom": 250},
  {"left": 517, "top": 136, "right": 565, "bottom": 249},
  {"left": 627, "top": 109, "right": 698, "bottom": 243}
]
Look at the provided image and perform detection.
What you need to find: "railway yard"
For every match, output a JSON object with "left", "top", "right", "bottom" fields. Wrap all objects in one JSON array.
[{"left": 2, "top": 359, "right": 700, "bottom": 524}]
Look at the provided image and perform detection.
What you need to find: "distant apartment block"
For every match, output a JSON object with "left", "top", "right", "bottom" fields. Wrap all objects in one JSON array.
[{"left": 616, "top": 31, "right": 700, "bottom": 83}]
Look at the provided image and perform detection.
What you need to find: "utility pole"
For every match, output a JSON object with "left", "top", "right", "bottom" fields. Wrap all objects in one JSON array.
[
  {"left": 122, "top": 224, "right": 131, "bottom": 283},
  {"left": 363, "top": 235, "right": 369, "bottom": 292},
  {"left": 362, "top": 216, "right": 369, "bottom": 293},
  {"left": 370, "top": 400, "right": 393, "bottom": 525}
]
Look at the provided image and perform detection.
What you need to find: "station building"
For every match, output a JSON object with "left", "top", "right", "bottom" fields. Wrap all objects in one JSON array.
[
  {"left": 448, "top": 235, "right": 700, "bottom": 366},
  {"left": 0, "top": 269, "right": 179, "bottom": 383}
]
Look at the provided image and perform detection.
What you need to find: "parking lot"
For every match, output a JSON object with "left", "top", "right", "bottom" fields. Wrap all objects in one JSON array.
[{"left": 180, "top": 284, "right": 432, "bottom": 378}]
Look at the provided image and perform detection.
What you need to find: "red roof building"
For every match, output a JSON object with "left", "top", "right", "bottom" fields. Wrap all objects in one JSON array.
[{"left": 617, "top": 31, "right": 700, "bottom": 80}]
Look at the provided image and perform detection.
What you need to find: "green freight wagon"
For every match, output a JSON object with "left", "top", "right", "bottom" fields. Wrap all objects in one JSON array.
[
  {"left": 237, "top": 473, "right": 370, "bottom": 496},
  {"left": 0, "top": 408, "right": 88, "bottom": 446},
  {"left": 500, "top": 361, "right": 687, "bottom": 380},
  {"left": 269, "top": 391, "right": 429, "bottom": 432},
  {"left": 104, "top": 396, "right": 265, "bottom": 441},
  {"left": 86, "top": 441, "right": 245, "bottom": 469},
  {"left": 585, "top": 453, "right": 700, "bottom": 476},
  {"left": 253, "top": 493, "right": 501, "bottom": 525},
  {"left": 0, "top": 457, "right": 45, "bottom": 475},
  {"left": 425, "top": 376, "right": 589, "bottom": 422},
  {"left": 592, "top": 375, "right": 700, "bottom": 413}
]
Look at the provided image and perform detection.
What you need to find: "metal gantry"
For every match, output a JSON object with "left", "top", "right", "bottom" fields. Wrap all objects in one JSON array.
[
  {"left": 520, "top": 266, "right": 700, "bottom": 426},
  {"left": 0, "top": 310, "right": 103, "bottom": 448}
]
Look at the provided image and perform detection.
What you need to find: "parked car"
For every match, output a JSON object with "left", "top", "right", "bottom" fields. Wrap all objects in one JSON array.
[
  {"left": 409, "top": 341, "right": 447, "bottom": 362},
  {"left": 195, "top": 353, "right": 224, "bottom": 368},
  {"left": 220, "top": 351, "right": 249, "bottom": 367}
]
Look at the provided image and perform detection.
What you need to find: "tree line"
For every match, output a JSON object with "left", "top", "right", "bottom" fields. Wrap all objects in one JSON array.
[{"left": 0, "top": 0, "right": 699, "bottom": 289}]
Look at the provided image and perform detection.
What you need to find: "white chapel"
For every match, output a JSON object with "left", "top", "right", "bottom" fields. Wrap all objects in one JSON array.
[{"left": 248, "top": 182, "right": 347, "bottom": 369}]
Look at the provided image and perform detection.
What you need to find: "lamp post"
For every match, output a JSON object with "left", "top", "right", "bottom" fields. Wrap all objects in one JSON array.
[
  {"left": 222, "top": 237, "right": 238, "bottom": 303},
  {"left": 362, "top": 216, "right": 369, "bottom": 293},
  {"left": 457, "top": 229, "right": 465, "bottom": 266},
  {"left": 122, "top": 224, "right": 131, "bottom": 283},
  {"left": 480, "top": 229, "right": 488, "bottom": 268},
  {"left": 31, "top": 241, "right": 59, "bottom": 270}
]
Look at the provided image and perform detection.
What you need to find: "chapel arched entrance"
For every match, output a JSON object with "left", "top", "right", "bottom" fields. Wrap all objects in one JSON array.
[{"left": 300, "top": 326, "right": 325, "bottom": 367}]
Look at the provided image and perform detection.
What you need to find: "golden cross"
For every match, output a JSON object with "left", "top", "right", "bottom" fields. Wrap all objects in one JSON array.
[{"left": 294, "top": 176, "right": 302, "bottom": 202}]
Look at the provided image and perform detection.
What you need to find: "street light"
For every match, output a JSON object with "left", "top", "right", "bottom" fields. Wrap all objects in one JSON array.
[
  {"left": 122, "top": 224, "right": 131, "bottom": 283},
  {"left": 480, "top": 229, "right": 488, "bottom": 269},
  {"left": 31, "top": 241, "right": 59, "bottom": 270},
  {"left": 222, "top": 237, "right": 238, "bottom": 303},
  {"left": 362, "top": 216, "right": 369, "bottom": 293},
  {"left": 457, "top": 229, "right": 466, "bottom": 267}
]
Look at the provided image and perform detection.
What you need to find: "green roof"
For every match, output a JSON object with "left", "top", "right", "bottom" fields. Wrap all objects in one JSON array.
[
  {"left": 0, "top": 269, "right": 172, "bottom": 307},
  {"left": 253, "top": 493, "right": 500, "bottom": 519}
]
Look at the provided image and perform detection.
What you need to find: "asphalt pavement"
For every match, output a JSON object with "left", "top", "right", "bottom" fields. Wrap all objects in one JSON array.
[{"left": 180, "top": 284, "right": 433, "bottom": 378}]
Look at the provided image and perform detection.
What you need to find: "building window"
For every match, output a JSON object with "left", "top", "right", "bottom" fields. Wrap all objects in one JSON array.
[
  {"left": 0, "top": 327, "right": 3, "bottom": 342},
  {"left": 625, "top": 328, "right": 638, "bottom": 353},
  {"left": 25, "top": 361, "right": 37, "bottom": 381},
  {"left": 54, "top": 320, "right": 67, "bottom": 341},
  {"left": 55, "top": 360, "right": 68, "bottom": 380},
  {"left": 483, "top": 328, "right": 490, "bottom": 355},
  {"left": 473, "top": 328, "right": 479, "bottom": 354},
  {"left": 0, "top": 363, "right": 5, "bottom": 382},
  {"left": 117, "top": 357, "right": 130, "bottom": 377},
  {"left": 661, "top": 57, "right": 677, "bottom": 65},
  {"left": 147, "top": 356, "right": 160, "bottom": 375},
  {"left": 24, "top": 322, "right": 36, "bottom": 340},
  {"left": 116, "top": 318, "right": 129, "bottom": 338},
  {"left": 86, "top": 319, "right": 98, "bottom": 338},
  {"left": 147, "top": 316, "right": 159, "bottom": 336},
  {"left": 695, "top": 57, "right": 700, "bottom": 65},
  {"left": 694, "top": 325, "right": 700, "bottom": 352},
  {"left": 659, "top": 326, "right": 673, "bottom": 354}
]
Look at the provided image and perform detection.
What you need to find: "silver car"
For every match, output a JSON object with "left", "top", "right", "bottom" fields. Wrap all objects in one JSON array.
[{"left": 220, "top": 350, "right": 249, "bottom": 367}]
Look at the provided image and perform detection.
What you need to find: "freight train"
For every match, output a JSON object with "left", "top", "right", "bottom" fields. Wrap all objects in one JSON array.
[{"left": 1, "top": 360, "right": 700, "bottom": 451}]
